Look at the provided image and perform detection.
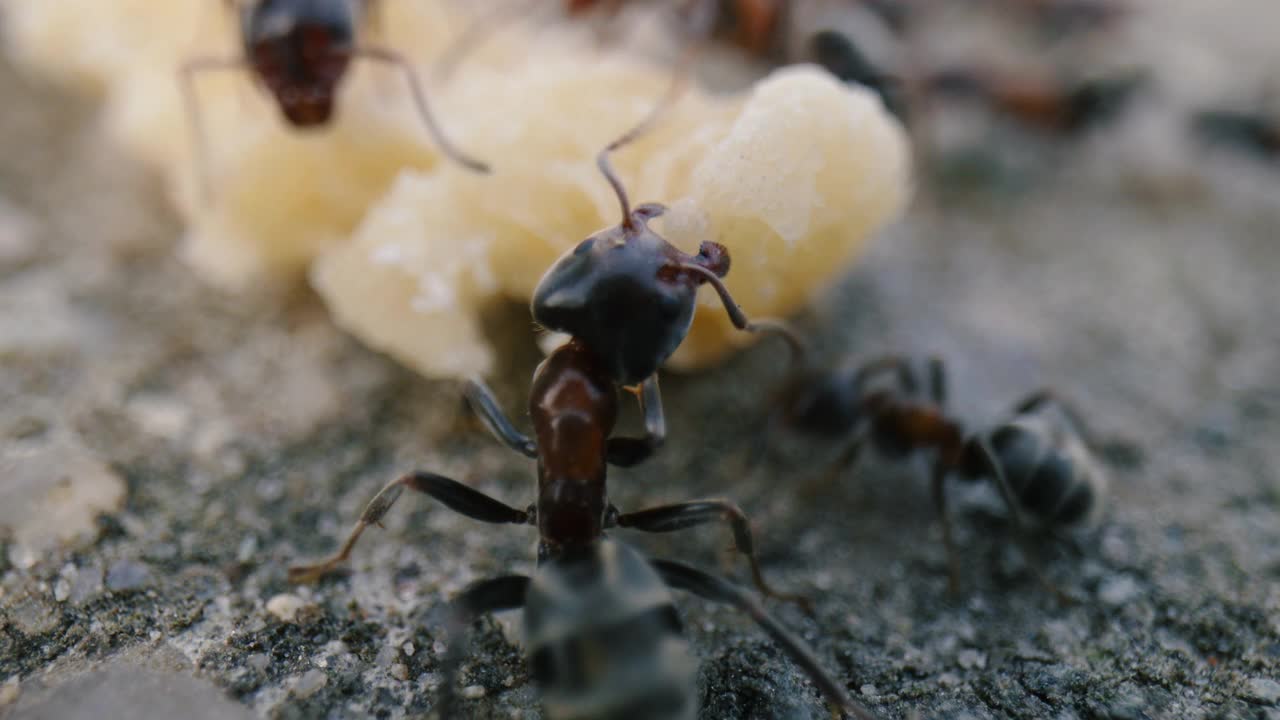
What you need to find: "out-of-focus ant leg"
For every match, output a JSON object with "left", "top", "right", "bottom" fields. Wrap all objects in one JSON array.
[
  {"left": 807, "top": 426, "right": 869, "bottom": 494},
  {"left": 930, "top": 458, "right": 961, "bottom": 594},
  {"left": 288, "top": 472, "right": 531, "bottom": 583},
  {"left": 606, "top": 375, "right": 666, "bottom": 466},
  {"left": 438, "top": 575, "right": 531, "bottom": 718},
  {"left": 651, "top": 560, "right": 877, "bottom": 720},
  {"left": 849, "top": 354, "right": 918, "bottom": 395},
  {"left": 613, "top": 499, "right": 814, "bottom": 615},
  {"left": 927, "top": 355, "right": 947, "bottom": 407},
  {"left": 351, "top": 47, "right": 492, "bottom": 173},
  {"left": 179, "top": 56, "right": 247, "bottom": 204},
  {"left": 464, "top": 378, "right": 538, "bottom": 459}
]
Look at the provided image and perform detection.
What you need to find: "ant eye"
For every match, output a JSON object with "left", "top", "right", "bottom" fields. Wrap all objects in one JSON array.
[{"left": 573, "top": 239, "right": 593, "bottom": 256}]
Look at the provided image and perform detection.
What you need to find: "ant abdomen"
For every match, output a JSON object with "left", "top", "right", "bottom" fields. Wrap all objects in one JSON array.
[
  {"left": 985, "top": 415, "right": 1106, "bottom": 529},
  {"left": 525, "top": 542, "right": 697, "bottom": 720}
]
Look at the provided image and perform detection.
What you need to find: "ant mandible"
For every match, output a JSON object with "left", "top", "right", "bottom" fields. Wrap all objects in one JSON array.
[
  {"left": 769, "top": 354, "right": 1110, "bottom": 593},
  {"left": 180, "top": 0, "right": 489, "bottom": 199},
  {"left": 287, "top": 81, "right": 872, "bottom": 719}
]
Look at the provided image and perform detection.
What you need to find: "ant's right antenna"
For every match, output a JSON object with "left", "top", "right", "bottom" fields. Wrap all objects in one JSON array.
[{"left": 597, "top": 47, "right": 697, "bottom": 231}]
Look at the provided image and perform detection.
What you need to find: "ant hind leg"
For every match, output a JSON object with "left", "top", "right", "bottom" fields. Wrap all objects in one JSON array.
[
  {"left": 652, "top": 559, "right": 878, "bottom": 720},
  {"left": 438, "top": 575, "right": 530, "bottom": 718}
]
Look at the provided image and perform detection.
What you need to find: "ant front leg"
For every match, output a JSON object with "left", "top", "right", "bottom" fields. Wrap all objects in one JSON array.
[
  {"left": 464, "top": 378, "right": 537, "bottom": 459},
  {"left": 613, "top": 499, "right": 813, "bottom": 615},
  {"left": 178, "top": 56, "right": 248, "bottom": 204},
  {"left": 651, "top": 560, "right": 879, "bottom": 720},
  {"left": 288, "top": 472, "right": 531, "bottom": 583},
  {"left": 437, "top": 575, "right": 530, "bottom": 719},
  {"left": 606, "top": 375, "right": 666, "bottom": 467},
  {"left": 352, "top": 47, "right": 492, "bottom": 174}
]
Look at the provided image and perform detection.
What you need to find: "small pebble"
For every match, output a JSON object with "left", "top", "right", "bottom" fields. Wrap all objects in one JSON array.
[
  {"left": 106, "top": 560, "right": 152, "bottom": 591},
  {"left": 1097, "top": 575, "right": 1141, "bottom": 607},
  {"left": 265, "top": 593, "right": 308, "bottom": 623},
  {"left": 462, "top": 685, "right": 486, "bottom": 699},
  {"left": 402, "top": 641, "right": 416, "bottom": 657},
  {"left": 53, "top": 579, "right": 70, "bottom": 603},
  {"left": 938, "top": 672, "right": 962, "bottom": 688},
  {"left": 246, "top": 654, "right": 270, "bottom": 673},
  {"left": 390, "top": 664, "right": 409, "bottom": 681},
  {"left": 69, "top": 564, "right": 104, "bottom": 605},
  {"left": 1246, "top": 677, "right": 1280, "bottom": 705},
  {"left": 860, "top": 684, "right": 878, "bottom": 697},
  {"left": 292, "top": 670, "right": 327, "bottom": 699}
]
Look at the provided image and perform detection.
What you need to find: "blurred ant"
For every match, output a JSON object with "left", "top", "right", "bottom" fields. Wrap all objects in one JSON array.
[
  {"left": 180, "top": 0, "right": 489, "bottom": 199},
  {"left": 767, "top": 354, "right": 1110, "bottom": 593},
  {"left": 924, "top": 67, "right": 1145, "bottom": 137},
  {"left": 288, "top": 85, "right": 872, "bottom": 720},
  {"left": 1192, "top": 109, "right": 1280, "bottom": 162}
]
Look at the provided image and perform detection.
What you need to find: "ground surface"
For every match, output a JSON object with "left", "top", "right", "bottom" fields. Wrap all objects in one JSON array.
[{"left": 2, "top": 8, "right": 1280, "bottom": 720}]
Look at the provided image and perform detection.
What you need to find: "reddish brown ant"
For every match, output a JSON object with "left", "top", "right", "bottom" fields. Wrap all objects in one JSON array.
[
  {"left": 287, "top": 81, "right": 872, "bottom": 719},
  {"left": 766, "top": 354, "right": 1111, "bottom": 594},
  {"left": 180, "top": 0, "right": 489, "bottom": 199},
  {"left": 924, "top": 66, "right": 1145, "bottom": 137}
]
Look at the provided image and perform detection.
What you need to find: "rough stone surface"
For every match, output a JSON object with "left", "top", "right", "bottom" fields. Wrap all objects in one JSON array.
[{"left": 2, "top": 13, "right": 1279, "bottom": 720}]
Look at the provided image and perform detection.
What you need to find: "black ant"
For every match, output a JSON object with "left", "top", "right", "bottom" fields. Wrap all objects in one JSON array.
[
  {"left": 1192, "top": 108, "right": 1280, "bottom": 162},
  {"left": 288, "top": 341, "right": 872, "bottom": 718},
  {"left": 180, "top": 0, "right": 489, "bottom": 198},
  {"left": 767, "top": 354, "right": 1110, "bottom": 594},
  {"left": 288, "top": 88, "right": 872, "bottom": 719}
]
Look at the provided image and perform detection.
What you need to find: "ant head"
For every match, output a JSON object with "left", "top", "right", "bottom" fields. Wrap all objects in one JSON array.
[
  {"left": 244, "top": 0, "right": 356, "bottom": 127},
  {"left": 532, "top": 208, "right": 730, "bottom": 385}
]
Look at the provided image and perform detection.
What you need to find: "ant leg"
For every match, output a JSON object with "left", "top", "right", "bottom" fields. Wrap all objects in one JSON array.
[
  {"left": 804, "top": 429, "right": 868, "bottom": 496},
  {"left": 929, "top": 459, "right": 962, "bottom": 595},
  {"left": 606, "top": 375, "right": 666, "bottom": 467},
  {"left": 614, "top": 500, "right": 814, "bottom": 615},
  {"left": 178, "top": 56, "right": 247, "bottom": 204},
  {"left": 927, "top": 355, "right": 948, "bottom": 407},
  {"left": 288, "top": 472, "right": 531, "bottom": 583},
  {"left": 847, "top": 354, "right": 917, "bottom": 396},
  {"left": 678, "top": 264, "right": 808, "bottom": 372},
  {"left": 438, "top": 575, "right": 530, "bottom": 718},
  {"left": 463, "top": 378, "right": 537, "bottom": 459},
  {"left": 651, "top": 560, "right": 878, "bottom": 720},
  {"left": 352, "top": 47, "right": 492, "bottom": 174}
]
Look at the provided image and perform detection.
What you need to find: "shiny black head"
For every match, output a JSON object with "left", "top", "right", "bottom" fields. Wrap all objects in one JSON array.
[
  {"left": 525, "top": 541, "right": 696, "bottom": 720},
  {"left": 243, "top": 0, "right": 357, "bottom": 126},
  {"left": 532, "top": 205, "right": 731, "bottom": 386}
]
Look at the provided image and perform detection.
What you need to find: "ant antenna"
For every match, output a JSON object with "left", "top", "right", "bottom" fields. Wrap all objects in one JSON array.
[{"left": 597, "top": 46, "right": 698, "bottom": 230}]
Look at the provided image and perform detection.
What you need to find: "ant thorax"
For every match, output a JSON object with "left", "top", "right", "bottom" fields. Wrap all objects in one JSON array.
[
  {"left": 243, "top": 0, "right": 358, "bottom": 126},
  {"left": 532, "top": 207, "right": 726, "bottom": 386}
]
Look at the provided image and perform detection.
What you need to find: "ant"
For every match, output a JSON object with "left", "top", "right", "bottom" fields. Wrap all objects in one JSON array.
[
  {"left": 180, "top": 0, "right": 489, "bottom": 199},
  {"left": 766, "top": 354, "right": 1110, "bottom": 594},
  {"left": 288, "top": 82, "right": 872, "bottom": 719},
  {"left": 1192, "top": 108, "right": 1280, "bottom": 162},
  {"left": 923, "top": 67, "right": 1145, "bottom": 137},
  {"left": 287, "top": 342, "right": 870, "bottom": 717}
]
